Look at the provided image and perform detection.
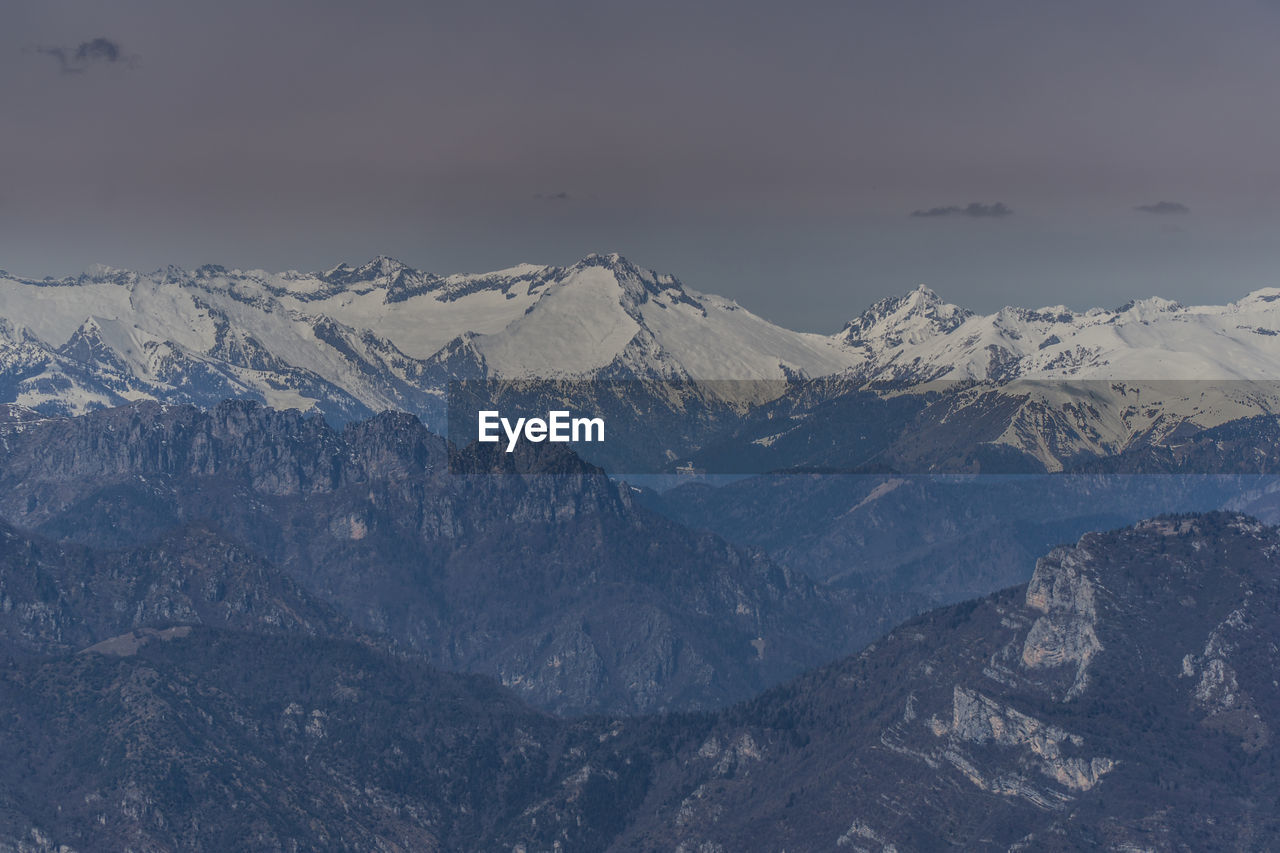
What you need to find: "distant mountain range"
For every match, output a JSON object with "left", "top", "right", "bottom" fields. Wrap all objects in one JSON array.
[
  {"left": 7, "top": 254, "right": 1280, "bottom": 473},
  {"left": 0, "top": 254, "right": 848, "bottom": 422}
]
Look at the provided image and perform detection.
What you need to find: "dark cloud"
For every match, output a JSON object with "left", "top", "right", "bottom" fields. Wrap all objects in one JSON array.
[
  {"left": 1134, "top": 201, "right": 1190, "bottom": 215},
  {"left": 533, "top": 192, "right": 571, "bottom": 201},
  {"left": 910, "top": 202, "right": 1013, "bottom": 219},
  {"left": 910, "top": 205, "right": 964, "bottom": 218},
  {"left": 36, "top": 37, "right": 133, "bottom": 74}
]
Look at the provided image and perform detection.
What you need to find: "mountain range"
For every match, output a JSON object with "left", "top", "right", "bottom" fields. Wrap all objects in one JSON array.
[
  {"left": 0, "top": 400, "right": 863, "bottom": 717},
  {"left": 5, "top": 253, "right": 1280, "bottom": 849},
  {"left": 7, "top": 254, "right": 1280, "bottom": 474},
  {"left": 2, "top": 513, "right": 1276, "bottom": 850}
]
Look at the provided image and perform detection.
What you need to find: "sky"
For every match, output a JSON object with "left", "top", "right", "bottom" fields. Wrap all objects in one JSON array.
[{"left": 4, "top": 0, "right": 1280, "bottom": 332}]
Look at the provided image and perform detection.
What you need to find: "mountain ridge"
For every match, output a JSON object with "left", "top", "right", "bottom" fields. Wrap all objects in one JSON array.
[
  {"left": 8, "top": 254, "right": 1280, "bottom": 416},
  {"left": 9, "top": 254, "right": 1280, "bottom": 474}
]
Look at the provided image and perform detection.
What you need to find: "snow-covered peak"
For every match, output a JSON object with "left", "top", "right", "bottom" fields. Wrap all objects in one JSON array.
[
  {"left": 1228, "top": 287, "right": 1280, "bottom": 312},
  {"left": 558, "top": 252, "right": 700, "bottom": 314},
  {"left": 580, "top": 251, "right": 627, "bottom": 266},
  {"left": 84, "top": 263, "right": 125, "bottom": 279},
  {"left": 315, "top": 255, "right": 436, "bottom": 299},
  {"left": 75, "top": 265, "right": 141, "bottom": 288},
  {"left": 838, "top": 284, "right": 972, "bottom": 349},
  {"left": 1109, "top": 296, "right": 1184, "bottom": 323},
  {"left": 363, "top": 254, "right": 409, "bottom": 276},
  {"left": 57, "top": 317, "right": 130, "bottom": 371},
  {"left": 323, "top": 255, "right": 408, "bottom": 277}
]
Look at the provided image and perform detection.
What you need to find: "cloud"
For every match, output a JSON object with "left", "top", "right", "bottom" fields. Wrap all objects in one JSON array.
[
  {"left": 909, "top": 202, "right": 1013, "bottom": 218},
  {"left": 35, "top": 37, "right": 135, "bottom": 74},
  {"left": 533, "top": 191, "right": 571, "bottom": 200},
  {"left": 1134, "top": 201, "right": 1190, "bottom": 215}
]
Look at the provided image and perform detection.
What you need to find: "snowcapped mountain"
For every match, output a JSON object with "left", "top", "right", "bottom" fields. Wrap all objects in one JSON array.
[
  {"left": 5, "top": 253, "right": 1280, "bottom": 469},
  {"left": 838, "top": 283, "right": 1280, "bottom": 385},
  {"left": 816, "top": 284, "right": 1280, "bottom": 469},
  {"left": 0, "top": 254, "right": 851, "bottom": 424}
]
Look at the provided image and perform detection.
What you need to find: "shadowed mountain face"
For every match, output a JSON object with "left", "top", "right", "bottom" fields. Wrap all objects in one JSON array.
[
  {"left": 644, "top": 472, "right": 1246, "bottom": 642},
  {"left": 0, "top": 400, "right": 857, "bottom": 716},
  {"left": 1, "top": 514, "right": 1276, "bottom": 850},
  {"left": 613, "top": 512, "right": 1280, "bottom": 851},
  {"left": 0, "top": 630, "right": 706, "bottom": 853},
  {"left": 0, "top": 520, "right": 361, "bottom": 657}
]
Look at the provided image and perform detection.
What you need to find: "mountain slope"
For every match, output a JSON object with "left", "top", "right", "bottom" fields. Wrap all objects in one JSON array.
[
  {"left": 12, "top": 256, "right": 1280, "bottom": 473},
  {"left": 647, "top": 473, "right": 1243, "bottom": 640},
  {"left": 838, "top": 284, "right": 1280, "bottom": 384},
  {"left": 0, "top": 629, "right": 699, "bottom": 852},
  {"left": 9, "top": 256, "right": 1280, "bottom": 411},
  {"left": 10, "top": 257, "right": 1280, "bottom": 474},
  {"left": 0, "top": 400, "right": 857, "bottom": 715},
  {"left": 613, "top": 512, "right": 1280, "bottom": 850},
  {"left": 0, "top": 519, "right": 361, "bottom": 658},
  {"left": 2, "top": 513, "right": 1277, "bottom": 850}
]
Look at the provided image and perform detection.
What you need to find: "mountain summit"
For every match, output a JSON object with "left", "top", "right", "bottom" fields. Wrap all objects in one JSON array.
[{"left": 838, "top": 283, "right": 973, "bottom": 349}]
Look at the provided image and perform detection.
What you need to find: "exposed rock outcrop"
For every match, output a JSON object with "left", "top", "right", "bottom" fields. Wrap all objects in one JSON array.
[{"left": 1021, "top": 546, "right": 1103, "bottom": 699}]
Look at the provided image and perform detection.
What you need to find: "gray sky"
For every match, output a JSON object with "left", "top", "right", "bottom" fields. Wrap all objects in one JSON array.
[{"left": 4, "top": 0, "right": 1280, "bottom": 331}]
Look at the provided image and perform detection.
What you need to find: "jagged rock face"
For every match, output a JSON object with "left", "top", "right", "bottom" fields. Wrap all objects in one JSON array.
[
  {"left": 0, "top": 401, "right": 856, "bottom": 716},
  {"left": 938, "top": 686, "right": 1115, "bottom": 795},
  {"left": 611, "top": 513, "right": 1280, "bottom": 851},
  {"left": 1021, "top": 547, "right": 1103, "bottom": 698}
]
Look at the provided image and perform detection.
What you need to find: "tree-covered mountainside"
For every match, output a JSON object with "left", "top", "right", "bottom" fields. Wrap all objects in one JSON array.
[
  {"left": 614, "top": 512, "right": 1280, "bottom": 850},
  {"left": 2, "top": 513, "right": 1277, "bottom": 850},
  {"left": 0, "top": 400, "right": 858, "bottom": 716}
]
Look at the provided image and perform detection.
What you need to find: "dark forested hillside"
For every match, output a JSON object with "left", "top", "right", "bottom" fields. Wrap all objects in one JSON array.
[
  {"left": 2, "top": 513, "right": 1277, "bottom": 850},
  {"left": 0, "top": 629, "right": 706, "bottom": 852},
  {"left": 614, "top": 512, "right": 1280, "bottom": 850}
]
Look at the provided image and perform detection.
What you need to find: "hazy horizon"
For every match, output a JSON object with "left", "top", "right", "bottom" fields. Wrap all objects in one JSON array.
[{"left": 6, "top": 1, "right": 1280, "bottom": 331}]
